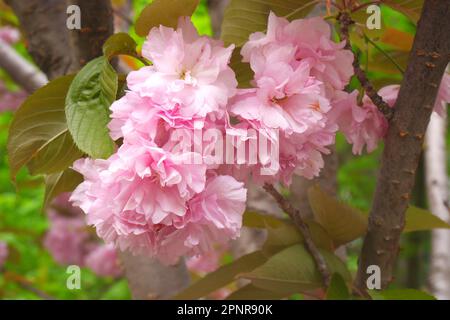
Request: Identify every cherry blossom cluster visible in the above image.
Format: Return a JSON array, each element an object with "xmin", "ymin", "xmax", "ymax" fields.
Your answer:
[
  {"xmin": 70, "ymin": 18, "xmax": 246, "ymax": 265},
  {"xmin": 227, "ymin": 13, "xmax": 354, "ymax": 184},
  {"xmin": 69, "ymin": 13, "xmax": 449, "ymax": 266}
]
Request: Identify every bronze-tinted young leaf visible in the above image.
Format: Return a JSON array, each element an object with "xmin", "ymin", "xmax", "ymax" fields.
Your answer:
[
  {"xmin": 326, "ymin": 273, "xmax": 350, "ymax": 300},
  {"xmin": 43, "ymin": 168, "xmax": 83, "ymax": 208},
  {"xmin": 243, "ymin": 210, "xmax": 286, "ymax": 229},
  {"xmin": 308, "ymin": 185, "xmax": 368, "ymax": 247},
  {"xmin": 263, "ymin": 218, "xmax": 334, "ymax": 254},
  {"xmin": 173, "ymin": 251, "xmax": 268, "ymax": 300},
  {"xmin": 221, "ymin": 0, "xmax": 317, "ymax": 47},
  {"xmin": 381, "ymin": 28, "xmax": 414, "ymax": 51},
  {"xmin": 226, "ymin": 284, "xmax": 288, "ymax": 300},
  {"xmin": 103, "ymin": 32, "xmax": 138, "ymax": 59},
  {"xmin": 244, "ymin": 210, "xmax": 333, "ymax": 251},
  {"xmin": 65, "ymin": 57, "xmax": 117, "ymax": 159},
  {"xmin": 135, "ymin": 0, "xmax": 200, "ymax": 37},
  {"xmin": 241, "ymin": 244, "xmax": 351, "ymax": 295},
  {"xmin": 404, "ymin": 206, "xmax": 450, "ymax": 233},
  {"xmin": 229, "ymin": 48, "xmax": 253, "ymax": 88},
  {"xmin": 7, "ymin": 75, "xmax": 83, "ymax": 178}
]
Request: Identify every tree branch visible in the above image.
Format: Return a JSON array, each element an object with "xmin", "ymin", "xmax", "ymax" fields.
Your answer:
[
  {"xmin": 337, "ymin": 11, "xmax": 394, "ymax": 120},
  {"xmin": 354, "ymin": 0, "xmax": 450, "ymax": 291},
  {"xmin": 263, "ymin": 183, "xmax": 331, "ymax": 287},
  {"xmin": 0, "ymin": 39, "xmax": 48, "ymax": 93}
]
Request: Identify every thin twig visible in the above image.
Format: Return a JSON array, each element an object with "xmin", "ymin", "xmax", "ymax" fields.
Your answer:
[
  {"xmin": 337, "ymin": 11, "xmax": 394, "ymax": 120},
  {"xmin": 263, "ymin": 183, "xmax": 331, "ymax": 287}
]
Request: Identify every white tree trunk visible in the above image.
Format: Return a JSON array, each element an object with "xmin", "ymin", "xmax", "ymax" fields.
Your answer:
[
  {"xmin": 0, "ymin": 39, "xmax": 47, "ymax": 93},
  {"xmin": 426, "ymin": 112, "xmax": 450, "ymax": 300},
  {"xmin": 120, "ymin": 251, "xmax": 190, "ymax": 300}
]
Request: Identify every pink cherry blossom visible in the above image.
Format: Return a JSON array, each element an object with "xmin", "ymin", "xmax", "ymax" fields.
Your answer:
[
  {"xmin": 44, "ymin": 211, "xmax": 90, "ymax": 266},
  {"xmin": 241, "ymin": 12, "xmax": 354, "ymax": 92},
  {"xmin": 124, "ymin": 17, "xmax": 237, "ymax": 130},
  {"xmin": 377, "ymin": 73, "xmax": 449, "ymax": 117},
  {"xmin": 84, "ymin": 244, "xmax": 123, "ymax": 278},
  {"xmin": 0, "ymin": 241, "xmax": 8, "ymax": 269},
  {"xmin": 70, "ymin": 134, "xmax": 246, "ymax": 265},
  {"xmin": 227, "ymin": 12, "xmax": 347, "ymax": 183},
  {"xmin": 331, "ymin": 90, "xmax": 388, "ymax": 155},
  {"xmin": 0, "ymin": 81, "xmax": 26, "ymax": 112},
  {"xmin": 0, "ymin": 26, "xmax": 20, "ymax": 44},
  {"xmin": 155, "ymin": 175, "xmax": 246, "ymax": 265}
]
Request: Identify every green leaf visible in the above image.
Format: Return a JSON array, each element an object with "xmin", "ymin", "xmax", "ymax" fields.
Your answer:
[
  {"xmin": 372, "ymin": 288, "xmax": 436, "ymax": 300},
  {"xmin": 404, "ymin": 206, "xmax": 450, "ymax": 233},
  {"xmin": 7, "ymin": 75, "xmax": 83, "ymax": 178},
  {"xmin": 65, "ymin": 57, "xmax": 117, "ymax": 159},
  {"xmin": 103, "ymin": 33, "xmax": 138, "ymax": 59},
  {"xmin": 226, "ymin": 284, "xmax": 288, "ymax": 300},
  {"xmin": 135, "ymin": 0, "xmax": 200, "ymax": 37},
  {"xmin": 326, "ymin": 273, "xmax": 350, "ymax": 300},
  {"xmin": 221, "ymin": 0, "xmax": 317, "ymax": 47},
  {"xmin": 173, "ymin": 251, "xmax": 268, "ymax": 300},
  {"xmin": 308, "ymin": 185, "xmax": 368, "ymax": 247},
  {"xmin": 241, "ymin": 244, "xmax": 351, "ymax": 296},
  {"xmin": 382, "ymin": 1, "xmax": 423, "ymax": 24},
  {"xmin": 43, "ymin": 168, "xmax": 83, "ymax": 208}
]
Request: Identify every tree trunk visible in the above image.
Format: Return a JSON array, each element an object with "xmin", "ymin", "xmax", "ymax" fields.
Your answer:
[
  {"xmin": 119, "ymin": 252, "xmax": 190, "ymax": 300},
  {"xmin": 426, "ymin": 112, "xmax": 450, "ymax": 299},
  {"xmin": 355, "ymin": 0, "xmax": 450, "ymax": 291}
]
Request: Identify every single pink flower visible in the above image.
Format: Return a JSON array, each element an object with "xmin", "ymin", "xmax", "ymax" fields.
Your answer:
[
  {"xmin": 125, "ymin": 17, "xmax": 237, "ymax": 129},
  {"xmin": 0, "ymin": 81, "xmax": 26, "ymax": 112},
  {"xmin": 241, "ymin": 12, "xmax": 354, "ymax": 92},
  {"xmin": 44, "ymin": 212, "xmax": 90, "ymax": 266},
  {"xmin": 0, "ymin": 26, "xmax": 20, "ymax": 44}
]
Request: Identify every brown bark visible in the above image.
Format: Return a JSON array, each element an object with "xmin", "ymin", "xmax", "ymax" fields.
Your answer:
[
  {"xmin": 6, "ymin": 0, "xmax": 113, "ymax": 78},
  {"xmin": 68, "ymin": 0, "xmax": 114, "ymax": 67},
  {"xmin": 355, "ymin": 0, "xmax": 450, "ymax": 291},
  {"xmin": 6, "ymin": 0, "xmax": 75, "ymax": 79}
]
